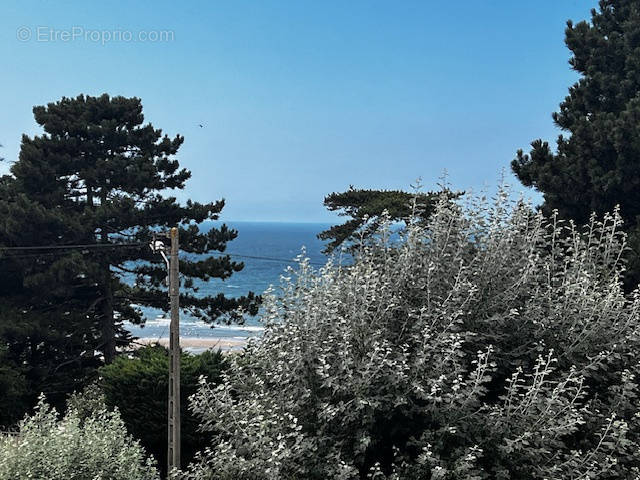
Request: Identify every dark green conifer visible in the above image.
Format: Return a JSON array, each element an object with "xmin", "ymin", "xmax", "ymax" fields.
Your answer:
[
  {"xmin": 318, "ymin": 186, "xmax": 460, "ymax": 253},
  {"xmin": 0, "ymin": 94, "xmax": 257, "ymax": 421},
  {"xmin": 512, "ymin": 0, "xmax": 640, "ymax": 288}
]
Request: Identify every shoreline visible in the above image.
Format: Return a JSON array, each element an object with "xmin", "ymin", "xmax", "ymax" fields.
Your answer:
[{"xmin": 133, "ymin": 337, "xmax": 249, "ymax": 352}]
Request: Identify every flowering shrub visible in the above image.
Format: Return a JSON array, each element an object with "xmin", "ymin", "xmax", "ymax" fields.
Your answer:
[
  {"xmin": 183, "ymin": 187, "xmax": 640, "ymax": 479},
  {"xmin": 0, "ymin": 388, "xmax": 159, "ymax": 480}
]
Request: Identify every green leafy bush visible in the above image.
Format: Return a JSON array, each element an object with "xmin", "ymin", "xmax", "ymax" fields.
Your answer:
[
  {"xmin": 100, "ymin": 345, "xmax": 227, "ymax": 475},
  {"xmin": 0, "ymin": 388, "xmax": 159, "ymax": 480},
  {"xmin": 183, "ymin": 187, "xmax": 640, "ymax": 479}
]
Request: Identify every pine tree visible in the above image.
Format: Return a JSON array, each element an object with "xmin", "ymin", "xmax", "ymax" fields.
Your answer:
[
  {"xmin": 512, "ymin": 0, "xmax": 640, "ymax": 288},
  {"xmin": 0, "ymin": 172, "xmax": 104, "ymax": 422},
  {"xmin": 0, "ymin": 94, "xmax": 258, "ymax": 378},
  {"xmin": 318, "ymin": 186, "xmax": 460, "ymax": 253}
]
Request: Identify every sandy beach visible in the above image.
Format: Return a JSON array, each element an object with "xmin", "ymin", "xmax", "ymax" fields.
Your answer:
[{"xmin": 133, "ymin": 337, "xmax": 249, "ymax": 352}]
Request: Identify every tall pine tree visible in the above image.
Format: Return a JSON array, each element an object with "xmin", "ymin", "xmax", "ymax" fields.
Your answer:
[
  {"xmin": 0, "ymin": 94, "xmax": 258, "ymax": 379},
  {"xmin": 512, "ymin": 0, "xmax": 640, "ymax": 288}
]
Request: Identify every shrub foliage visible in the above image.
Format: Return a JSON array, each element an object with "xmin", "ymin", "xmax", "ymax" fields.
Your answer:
[
  {"xmin": 0, "ymin": 388, "xmax": 159, "ymax": 480},
  {"xmin": 100, "ymin": 345, "xmax": 227, "ymax": 475},
  {"xmin": 183, "ymin": 187, "xmax": 640, "ymax": 479}
]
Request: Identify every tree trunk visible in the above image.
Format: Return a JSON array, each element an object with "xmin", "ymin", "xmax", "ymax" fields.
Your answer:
[
  {"xmin": 99, "ymin": 189, "xmax": 116, "ymax": 364},
  {"xmin": 101, "ymin": 268, "xmax": 116, "ymax": 364}
]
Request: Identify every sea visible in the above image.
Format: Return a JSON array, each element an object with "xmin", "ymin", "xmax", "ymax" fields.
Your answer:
[{"xmin": 124, "ymin": 221, "xmax": 333, "ymax": 343}]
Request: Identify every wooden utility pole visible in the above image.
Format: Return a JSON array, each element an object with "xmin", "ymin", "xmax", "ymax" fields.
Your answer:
[
  {"xmin": 168, "ymin": 227, "xmax": 181, "ymax": 473},
  {"xmin": 150, "ymin": 228, "xmax": 181, "ymax": 474}
]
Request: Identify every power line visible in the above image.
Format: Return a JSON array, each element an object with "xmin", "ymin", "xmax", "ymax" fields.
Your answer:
[
  {"xmin": 206, "ymin": 252, "xmax": 326, "ymax": 266},
  {"xmin": 0, "ymin": 242, "xmax": 328, "ymax": 266},
  {"xmin": 0, "ymin": 242, "xmax": 144, "ymax": 251},
  {"xmin": 0, "ymin": 251, "xmax": 85, "ymax": 261}
]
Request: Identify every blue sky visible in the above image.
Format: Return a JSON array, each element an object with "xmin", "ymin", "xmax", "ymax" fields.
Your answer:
[{"xmin": 1, "ymin": 0, "xmax": 595, "ymax": 222}]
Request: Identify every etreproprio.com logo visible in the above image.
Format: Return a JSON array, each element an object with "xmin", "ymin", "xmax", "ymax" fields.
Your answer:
[{"xmin": 16, "ymin": 26, "xmax": 174, "ymax": 45}]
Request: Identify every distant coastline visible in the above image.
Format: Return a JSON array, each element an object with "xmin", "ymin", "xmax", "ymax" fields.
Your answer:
[
  {"xmin": 124, "ymin": 220, "xmax": 332, "ymax": 346},
  {"xmin": 134, "ymin": 336, "xmax": 248, "ymax": 353}
]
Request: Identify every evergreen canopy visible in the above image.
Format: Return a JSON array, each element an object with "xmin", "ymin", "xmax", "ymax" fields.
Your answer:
[
  {"xmin": 318, "ymin": 186, "xmax": 460, "ymax": 253},
  {"xmin": 0, "ymin": 94, "xmax": 257, "ymax": 422},
  {"xmin": 511, "ymin": 0, "xmax": 640, "ymax": 286}
]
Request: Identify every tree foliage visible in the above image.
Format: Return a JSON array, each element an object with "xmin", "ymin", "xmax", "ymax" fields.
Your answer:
[
  {"xmin": 100, "ymin": 345, "xmax": 227, "ymax": 476},
  {"xmin": 0, "ymin": 344, "xmax": 28, "ymax": 427},
  {"xmin": 0, "ymin": 387, "xmax": 159, "ymax": 480},
  {"xmin": 318, "ymin": 186, "xmax": 460, "ymax": 253},
  {"xmin": 512, "ymin": 0, "xmax": 640, "ymax": 289},
  {"xmin": 0, "ymin": 94, "xmax": 258, "ymax": 424},
  {"xmin": 183, "ymin": 186, "xmax": 640, "ymax": 479}
]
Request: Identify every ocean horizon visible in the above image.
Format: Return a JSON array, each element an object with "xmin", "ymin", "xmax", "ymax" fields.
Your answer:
[{"xmin": 124, "ymin": 220, "xmax": 333, "ymax": 343}]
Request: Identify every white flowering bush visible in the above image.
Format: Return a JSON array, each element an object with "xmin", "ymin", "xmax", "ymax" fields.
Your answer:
[
  {"xmin": 183, "ymin": 186, "xmax": 640, "ymax": 479},
  {"xmin": 0, "ymin": 388, "xmax": 159, "ymax": 480}
]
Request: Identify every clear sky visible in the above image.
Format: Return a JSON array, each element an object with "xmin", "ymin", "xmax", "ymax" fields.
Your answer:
[{"xmin": 1, "ymin": 0, "xmax": 596, "ymax": 222}]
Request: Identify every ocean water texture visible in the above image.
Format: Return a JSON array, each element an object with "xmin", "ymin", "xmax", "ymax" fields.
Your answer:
[{"xmin": 124, "ymin": 221, "xmax": 332, "ymax": 341}]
